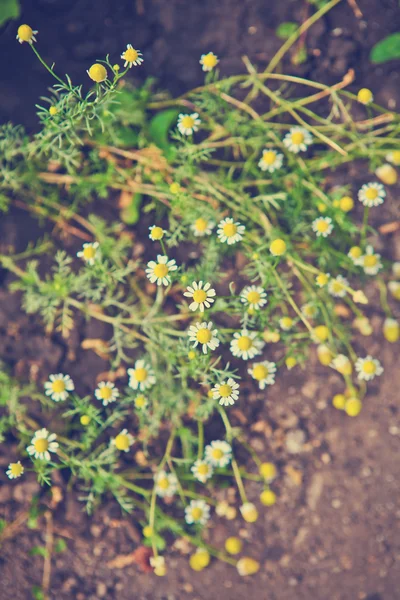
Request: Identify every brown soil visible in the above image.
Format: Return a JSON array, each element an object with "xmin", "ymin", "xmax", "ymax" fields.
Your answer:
[{"xmin": 1, "ymin": 1, "xmax": 400, "ymax": 599}]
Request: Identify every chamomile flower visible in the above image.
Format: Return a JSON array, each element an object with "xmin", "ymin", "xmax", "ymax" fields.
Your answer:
[
  {"xmin": 185, "ymin": 499, "xmax": 210, "ymax": 526},
  {"xmin": 230, "ymin": 330, "xmax": 264, "ymax": 360},
  {"xmin": 149, "ymin": 225, "xmax": 166, "ymax": 241},
  {"xmin": 358, "ymin": 245, "xmax": 382, "ymax": 275},
  {"xmin": 154, "ymin": 470, "xmax": 178, "ymax": 498},
  {"xmin": 95, "ymin": 381, "xmax": 119, "ymax": 406},
  {"xmin": 16, "ymin": 25, "xmax": 38, "ymax": 44},
  {"xmin": 146, "ymin": 255, "xmax": 177, "ymax": 286},
  {"xmin": 217, "ymin": 217, "xmax": 245, "ymax": 245},
  {"xmin": 184, "ymin": 281, "xmax": 216, "ymax": 312},
  {"xmin": 177, "ymin": 113, "xmax": 201, "ymax": 136},
  {"xmin": 191, "ymin": 459, "xmax": 214, "ymax": 484},
  {"xmin": 87, "ymin": 63, "xmax": 108, "ymax": 83},
  {"xmin": 301, "ymin": 303, "xmax": 318, "ymax": 319},
  {"xmin": 205, "ymin": 440, "xmax": 232, "ymax": 467},
  {"xmin": 27, "ymin": 429, "xmax": 59, "ymax": 461},
  {"xmin": 316, "ymin": 272, "xmax": 330, "ymax": 287},
  {"xmin": 240, "ymin": 285, "xmax": 267, "ymax": 310},
  {"xmin": 248, "ymin": 361, "xmax": 277, "ymax": 389},
  {"xmin": 331, "ymin": 354, "xmax": 352, "ymax": 375},
  {"xmin": 258, "ymin": 149, "xmax": 284, "ymax": 173},
  {"xmin": 6, "ymin": 462, "xmax": 24, "ymax": 480},
  {"xmin": 376, "ymin": 163, "xmax": 397, "ymax": 185},
  {"xmin": 312, "ymin": 217, "xmax": 333, "ymax": 238},
  {"xmin": 283, "ymin": 127, "xmax": 312, "ymax": 153},
  {"xmin": 200, "ymin": 52, "xmax": 219, "ymax": 71},
  {"xmin": 134, "ymin": 394, "xmax": 148, "ymax": 410},
  {"xmin": 188, "ymin": 322, "xmax": 220, "ymax": 354},
  {"xmin": 279, "ymin": 317, "xmax": 293, "ymax": 331},
  {"xmin": 386, "ymin": 150, "xmax": 400, "ymax": 166},
  {"xmin": 355, "ymin": 356, "xmax": 383, "ymax": 381},
  {"xmin": 191, "ymin": 217, "xmax": 215, "ymax": 237},
  {"xmin": 358, "ymin": 182, "xmax": 386, "ymax": 207},
  {"xmin": 77, "ymin": 242, "xmax": 99, "ymax": 265},
  {"xmin": 128, "ymin": 359, "xmax": 156, "ymax": 391},
  {"xmin": 348, "ymin": 246, "xmax": 363, "ymax": 264},
  {"xmin": 328, "ymin": 275, "xmax": 349, "ymax": 298},
  {"xmin": 44, "ymin": 373, "xmax": 74, "ymax": 402},
  {"xmin": 120, "ymin": 44, "xmax": 143, "ymax": 68},
  {"xmin": 211, "ymin": 378, "xmax": 240, "ymax": 406},
  {"xmin": 357, "ymin": 88, "xmax": 373, "ymax": 105},
  {"xmin": 112, "ymin": 429, "xmax": 134, "ymax": 452}
]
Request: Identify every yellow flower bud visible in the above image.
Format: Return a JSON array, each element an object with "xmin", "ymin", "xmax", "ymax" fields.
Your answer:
[
  {"xmin": 188, "ymin": 350, "xmax": 196, "ymax": 360},
  {"xmin": 252, "ymin": 252, "xmax": 259, "ymax": 260},
  {"xmin": 49, "ymin": 106, "xmax": 58, "ymax": 116},
  {"xmin": 225, "ymin": 506, "xmax": 237, "ymax": 520},
  {"xmin": 357, "ymin": 88, "xmax": 373, "ymax": 105},
  {"xmin": 17, "ymin": 24, "xmax": 36, "ymax": 43},
  {"xmin": 280, "ymin": 317, "xmax": 293, "ymax": 331},
  {"xmin": 215, "ymin": 501, "xmax": 229, "ymax": 517},
  {"xmin": 333, "ymin": 355, "xmax": 352, "ymax": 375},
  {"xmin": 143, "ymin": 525, "xmax": 153, "ymax": 537},
  {"xmin": 240, "ymin": 502, "xmax": 258, "ymax": 523},
  {"xmin": 386, "ymin": 150, "xmax": 400, "ymax": 166},
  {"xmin": 88, "ymin": 63, "xmax": 108, "ymax": 83},
  {"xmin": 189, "ymin": 549, "xmax": 210, "ymax": 570},
  {"xmin": 376, "ymin": 164, "xmax": 398, "ymax": 185},
  {"xmin": 383, "ymin": 318, "xmax": 399, "ymax": 343},
  {"xmin": 317, "ymin": 344, "xmax": 333, "ymax": 366},
  {"xmin": 345, "ymin": 397, "xmax": 362, "ymax": 417},
  {"xmin": 317, "ymin": 202, "xmax": 327, "ymax": 213},
  {"xmin": 332, "ymin": 394, "xmax": 346, "ymax": 410},
  {"xmin": 237, "ymin": 557, "xmax": 260, "ymax": 576},
  {"xmin": 339, "ymin": 196, "xmax": 354, "ymax": 212},
  {"xmin": 285, "ymin": 357, "xmax": 297, "ymax": 370},
  {"xmin": 259, "ymin": 462, "xmax": 277, "ymax": 481},
  {"xmin": 316, "ymin": 272, "xmax": 329, "ymax": 287},
  {"xmin": 353, "ymin": 291, "xmax": 368, "ymax": 305},
  {"xmin": 262, "ymin": 329, "xmax": 280, "ymax": 343},
  {"xmin": 313, "ymin": 325, "xmax": 329, "ymax": 342},
  {"xmin": 80, "ymin": 415, "xmax": 91, "ymax": 426},
  {"xmin": 269, "ymin": 238, "xmax": 286, "ymax": 256},
  {"xmin": 260, "ymin": 489, "xmax": 277, "ymax": 506},
  {"xmin": 388, "ymin": 281, "xmax": 400, "ymax": 301},
  {"xmin": 169, "ymin": 182, "xmax": 181, "ymax": 194},
  {"xmin": 225, "ymin": 537, "xmax": 243, "ymax": 555},
  {"xmin": 349, "ymin": 246, "xmax": 362, "ymax": 260}
]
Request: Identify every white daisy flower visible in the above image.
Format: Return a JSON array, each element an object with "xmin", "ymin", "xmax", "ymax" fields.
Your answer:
[
  {"xmin": 185, "ymin": 499, "xmax": 210, "ymax": 526},
  {"xmin": 95, "ymin": 381, "xmax": 119, "ymax": 406},
  {"xmin": 127, "ymin": 359, "xmax": 156, "ymax": 391},
  {"xmin": 205, "ymin": 440, "xmax": 232, "ymax": 468},
  {"xmin": 217, "ymin": 217, "xmax": 245, "ymax": 245},
  {"xmin": 211, "ymin": 377, "xmax": 240, "ymax": 406},
  {"xmin": 312, "ymin": 217, "xmax": 334, "ymax": 238},
  {"xmin": 146, "ymin": 255, "xmax": 177, "ymax": 286},
  {"xmin": 358, "ymin": 245, "xmax": 382, "ymax": 275},
  {"xmin": 301, "ymin": 303, "xmax": 318, "ymax": 319},
  {"xmin": 6, "ymin": 461, "xmax": 24, "ymax": 480},
  {"xmin": 240, "ymin": 285, "xmax": 267, "ymax": 310},
  {"xmin": 112, "ymin": 429, "xmax": 134, "ymax": 452},
  {"xmin": 191, "ymin": 459, "xmax": 214, "ymax": 483},
  {"xmin": 328, "ymin": 275, "xmax": 349, "ymax": 298},
  {"xmin": 77, "ymin": 242, "xmax": 99, "ymax": 265},
  {"xmin": 184, "ymin": 281, "xmax": 216, "ymax": 312},
  {"xmin": 149, "ymin": 225, "xmax": 165, "ymax": 241},
  {"xmin": 199, "ymin": 52, "xmax": 219, "ymax": 72},
  {"xmin": 355, "ymin": 356, "xmax": 383, "ymax": 381},
  {"xmin": 283, "ymin": 127, "xmax": 312, "ymax": 153},
  {"xmin": 177, "ymin": 113, "xmax": 201, "ymax": 136},
  {"xmin": 248, "ymin": 361, "xmax": 277, "ymax": 389},
  {"xmin": 134, "ymin": 394, "xmax": 148, "ymax": 410},
  {"xmin": 27, "ymin": 429, "xmax": 59, "ymax": 461},
  {"xmin": 358, "ymin": 182, "xmax": 386, "ymax": 207},
  {"xmin": 230, "ymin": 330, "xmax": 264, "ymax": 360},
  {"xmin": 188, "ymin": 321, "xmax": 220, "ymax": 354},
  {"xmin": 16, "ymin": 25, "xmax": 38, "ymax": 44},
  {"xmin": 154, "ymin": 470, "xmax": 178, "ymax": 498},
  {"xmin": 120, "ymin": 44, "xmax": 143, "ymax": 68},
  {"xmin": 44, "ymin": 373, "xmax": 74, "ymax": 402},
  {"xmin": 258, "ymin": 149, "xmax": 284, "ymax": 173},
  {"xmin": 190, "ymin": 217, "xmax": 215, "ymax": 237}
]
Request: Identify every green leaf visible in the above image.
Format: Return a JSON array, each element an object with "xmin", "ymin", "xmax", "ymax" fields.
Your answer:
[
  {"xmin": 31, "ymin": 586, "xmax": 45, "ymax": 600},
  {"xmin": 370, "ymin": 33, "xmax": 400, "ymax": 63},
  {"xmin": 148, "ymin": 109, "xmax": 180, "ymax": 160},
  {"xmin": 121, "ymin": 193, "xmax": 143, "ymax": 225},
  {"xmin": 276, "ymin": 22, "xmax": 298, "ymax": 40},
  {"xmin": 29, "ymin": 545, "xmax": 47, "ymax": 557},
  {"xmin": 54, "ymin": 538, "xmax": 67, "ymax": 553},
  {"xmin": 0, "ymin": 0, "xmax": 20, "ymax": 27}
]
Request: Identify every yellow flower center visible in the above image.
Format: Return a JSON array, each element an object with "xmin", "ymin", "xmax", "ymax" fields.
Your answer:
[
  {"xmin": 281, "ymin": 318, "xmax": 292, "ymax": 329},
  {"xmin": 247, "ymin": 291, "xmax": 261, "ymax": 304},
  {"xmin": 262, "ymin": 151, "xmax": 277, "ymax": 165},
  {"xmin": 212, "ymin": 448, "xmax": 224, "ymax": 460},
  {"xmin": 192, "ymin": 289, "xmax": 207, "ymax": 303},
  {"xmin": 83, "ymin": 246, "xmax": 96, "ymax": 260},
  {"xmin": 124, "ymin": 47, "xmax": 139, "ymax": 62},
  {"xmin": 222, "ymin": 223, "xmax": 237, "ymax": 237},
  {"xmin": 291, "ymin": 132, "xmax": 304, "ymax": 145},
  {"xmin": 203, "ymin": 53, "xmax": 218, "ymax": 68},
  {"xmin": 191, "ymin": 507, "xmax": 203, "ymax": 520},
  {"xmin": 196, "ymin": 328, "xmax": 212, "ymax": 344},
  {"xmin": 158, "ymin": 477, "xmax": 169, "ymax": 490},
  {"xmin": 150, "ymin": 227, "xmax": 164, "ymax": 240},
  {"xmin": 349, "ymin": 246, "xmax": 362, "ymax": 259},
  {"xmin": 332, "ymin": 282, "xmax": 344, "ymax": 293},
  {"xmin": 237, "ymin": 336, "xmax": 252, "ymax": 351},
  {"xmin": 317, "ymin": 273, "xmax": 328, "ymax": 286},
  {"xmin": 317, "ymin": 221, "xmax": 329, "ymax": 232},
  {"xmin": 252, "ymin": 365, "xmax": 268, "ymax": 380},
  {"xmin": 115, "ymin": 434, "xmax": 130, "ymax": 451},
  {"xmin": 364, "ymin": 255, "xmax": 377, "ymax": 267},
  {"xmin": 10, "ymin": 463, "xmax": 23, "ymax": 476},
  {"xmin": 88, "ymin": 64, "xmax": 107, "ymax": 83},
  {"xmin": 18, "ymin": 25, "xmax": 34, "ymax": 42},
  {"xmin": 34, "ymin": 439, "xmax": 49, "ymax": 453},
  {"xmin": 170, "ymin": 182, "xmax": 181, "ymax": 194},
  {"xmin": 49, "ymin": 106, "xmax": 58, "ymax": 116},
  {"xmin": 218, "ymin": 384, "xmax": 232, "ymax": 397},
  {"xmin": 362, "ymin": 360, "xmax": 376, "ymax": 374},
  {"xmin": 365, "ymin": 187, "xmax": 378, "ymax": 200},
  {"xmin": 153, "ymin": 263, "xmax": 169, "ymax": 278},
  {"xmin": 270, "ymin": 239, "xmax": 286, "ymax": 256},
  {"xmin": 134, "ymin": 368, "xmax": 148, "ymax": 382},
  {"xmin": 99, "ymin": 386, "xmax": 112, "ymax": 400},
  {"xmin": 195, "ymin": 218, "xmax": 208, "ymax": 232},
  {"xmin": 197, "ymin": 464, "xmax": 209, "ymax": 475},
  {"xmin": 135, "ymin": 395, "xmax": 146, "ymax": 408},
  {"xmin": 181, "ymin": 116, "xmax": 195, "ymax": 129},
  {"xmin": 391, "ymin": 151, "xmax": 400, "ymax": 165},
  {"xmin": 52, "ymin": 380, "xmax": 66, "ymax": 394}
]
